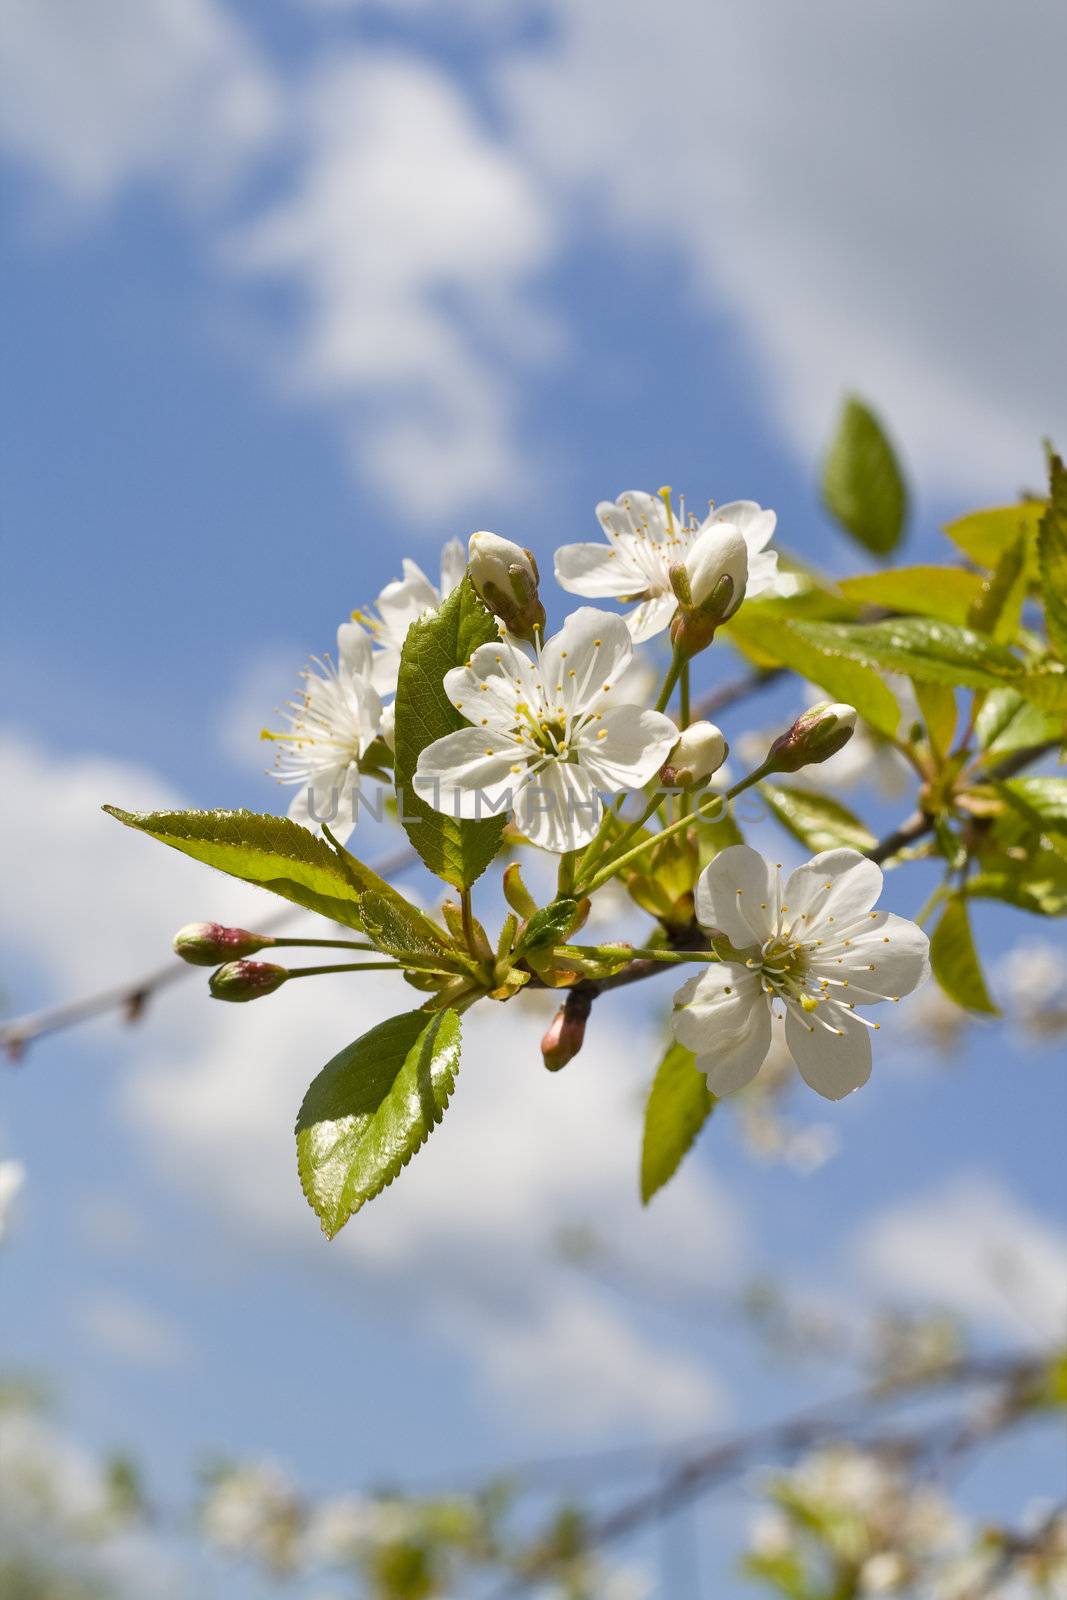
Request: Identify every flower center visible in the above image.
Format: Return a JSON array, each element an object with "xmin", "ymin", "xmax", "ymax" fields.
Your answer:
[{"xmin": 754, "ymin": 934, "xmax": 810, "ymax": 1003}]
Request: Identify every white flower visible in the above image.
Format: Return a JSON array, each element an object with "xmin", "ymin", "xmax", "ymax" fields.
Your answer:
[
  {"xmin": 672, "ymin": 845, "xmax": 929, "ymax": 1100},
  {"xmin": 354, "ymin": 538, "xmax": 467, "ymax": 694},
  {"xmin": 412, "ymin": 607, "xmax": 678, "ymax": 852},
  {"xmin": 555, "ymin": 489, "xmax": 778, "ymax": 641},
  {"xmin": 266, "ymin": 623, "xmax": 382, "ymax": 838}
]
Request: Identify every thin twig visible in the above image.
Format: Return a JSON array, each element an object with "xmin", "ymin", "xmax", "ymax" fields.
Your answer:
[{"xmin": 1, "ymin": 845, "xmax": 418, "ymax": 1061}]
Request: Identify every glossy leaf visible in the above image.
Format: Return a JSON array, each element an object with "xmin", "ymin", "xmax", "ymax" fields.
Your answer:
[
  {"xmin": 297, "ymin": 1009, "xmax": 462, "ymax": 1237},
  {"xmin": 105, "ymin": 806, "xmax": 380, "ymax": 931},
  {"xmin": 727, "ymin": 612, "xmax": 900, "ymax": 738},
  {"xmin": 943, "ymin": 501, "xmax": 1044, "ymax": 568},
  {"xmin": 640, "ymin": 1042, "xmax": 715, "ymax": 1205},
  {"xmin": 967, "ymin": 538, "xmax": 1028, "ymax": 644},
  {"xmin": 997, "ymin": 778, "xmax": 1067, "ymax": 834},
  {"xmin": 975, "ymin": 688, "xmax": 1062, "ymax": 756},
  {"xmin": 967, "ymin": 845, "xmax": 1067, "ymax": 917},
  {"xmin": 792, "ymin": 618, "xmax": 1022, "ymax": 692},
  {"xmin": 759, "ymin": 783, "xmax": 876, "ymax": 854},
  {"xmin": 929, "ymin": 896, "xmax": 999, "ymax": 1015},
  {"xmin": 821, "ymin": 396, "xmax": 908, "ymax": 554},
  {"xmin": 838, "ymin": 566, "xmax": 983, "ymax": 625},
  {"xmin": 517, "ymin": 899, "xmax": 581, "ymax": 954},
  {"xmin": 393, "ymin": 576, "xmax": 506, "ymax": 888}
]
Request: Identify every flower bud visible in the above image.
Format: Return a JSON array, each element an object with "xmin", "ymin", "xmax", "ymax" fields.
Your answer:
[
  {"xmin": 660, "ymin": 721, "xmax": 729, "ymax": 788},
  {"xmin": 174, "ymin": 923, "xmax": 275, "ymax": 966},
  {"xmin": 208, "ymin": 960, "xmax": 289, "ymax": 1002},
  {"xmin": 680, "ymin": 523, "xmax": 748, "ymax": 615},
  {"xmin": 468, "ymin": 531, "xmax": 546, "ymax": 642},
  {"xmin": 766, "ymin": 702, "xmax": 858, "ymax": 772},
  {"xmin": 540, "ymin": 1001, "xmax": 588, "ymax": 1072},
  {"xmin": 667, "ymin": 524, "xmax": 748, "ymax": 659}
]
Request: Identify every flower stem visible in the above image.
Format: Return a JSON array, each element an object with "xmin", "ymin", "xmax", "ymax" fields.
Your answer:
[
  {"xmin": 271, "ymin": 936, "xmax": 381, "ymax": 952},
  {"xmin": 557, "ymin": 849, "xmax": 578, "ymax": 898},
  {"xmin": 654, "ymin": 651, "xmax": 683, "ymax": 714},
  {"xmin": 573, "ymin": 793, "xmax": 662, "ymax": 897},
  {"xmin": 287, "ymin": 961, "xmax": 403, "ymax": 978},
  {"xmin": 678, "ymin": 659, "xmax": 691, "ymax": 729},
  {"xmin": 583, "ymin": 763, "xmax": 772, "ymax": 894}
]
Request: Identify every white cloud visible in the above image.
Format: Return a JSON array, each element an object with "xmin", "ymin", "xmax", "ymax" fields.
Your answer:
[
  {"xmin": 1, "ymin": 729, "xmax": 735, "ymax": 1435},
  {"xmin": 502, "ymin": 0, "xmax": 1067, "ymax": 499},
  {"xmin": 0, "ymin": 0, "xmax": 278, "ymax": 206},
  {"xmin": 78, "ymin": 1290, "xmax": 189, "ymax": 1369},
  {"xmin": 227, "ymin": 51, "xmax": 557, "ymax": 517},
  {"xmin": 854, "ymin": 1175, "xmax": 1067, "ymax": 1342}
]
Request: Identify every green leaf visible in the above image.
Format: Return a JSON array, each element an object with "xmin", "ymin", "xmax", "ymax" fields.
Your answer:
[
  {"xmin": 296, "ymin": 1009, "xmax": 462, "ymax": 1237},
  {"xmin": 1018, "ymin": 663, "xmax": 1067, "ymax": 712},
  {"xmin": 104, "ymin": 806, "xmax": 380, "ymax": 931},
  {"xmin": 516, "ymin": 899, "xmax": 580, "ymax": 954},
  {"xmin": 912, "ymin": 679, "xmax": 957, "ymax": 759},
  {"xmin": 967, "ymin": 845, "xmax": 1067, "ymax": 917},
  {"xmin": 792, "ymin": 618, "xmax": 1022, "ymax": 692},
  {"xmin": 726, "ymin": 612, "xmax": 900, "ymax": 738},
  {"xmin": 357, "ymin": 890, "xmax": 452, "ymax": 961},
  {"xmin": 393, "ymin": 576, "xmax": 506, "ymax": 889},
  {"xmin": 821, "ymin": 395, "xmax": 909, "ymax": 554},
  {"xmin": 975, "ymin": 688, "xmax": 1062, "ymax": 756},
  {"xmin": 759, "ymin": 783, "xmax": 876, "ymax": 854},
  {"xmin": 640, "ymin": 1042, "xmax": 715, "ymax": 1205},
  {"xmin": 943, "ymin": 501, "xmax": 1044, "ymax": 568},
  {"xmin": 967, "ymin": 538, "xmax": 1027, "ymax": 644},
  {"xmin": 1039, "ymin": 455, "xmax": 1067, "ymax": 663},
  {"xmin": 838, "ymin": 566, "xmax": 983, "ymax": 625},
  {"xmin": 997, "ymin": 778, "xmax": 1067, "ymax": 834},
  {"xmin": 929, "ymin": 896, "xmax": 999, "ymax": 1015}
]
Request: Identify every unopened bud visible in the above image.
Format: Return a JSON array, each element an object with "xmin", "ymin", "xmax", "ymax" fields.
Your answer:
[
  {"xmin": 667, "ymin": 524, "xmax": 748, "ymax": 658},
  {"xmin": 660, "ymin": 721, "xmax": 729, "ymax": 788},
  {"xmin": 681, "ymin": 523, "xmax": 748, "ymax": 615},
  {"xmin": 174, "ymin": 923, "xmax": 275, "ymax": 966},
  {"xmin": 540, "ymin": 1001, "xmax": 588, "ymax": 1072},
  {"xmin": 766, "ymin": 702, "xmax": 858, "ymax": 772},
  {"xmin": 208, "ymin": 960, "xmax": 289, "ymax": 1002},
  {"xmin": 468, "ymin": 531, "xmax": 546, "ymax": 642}
]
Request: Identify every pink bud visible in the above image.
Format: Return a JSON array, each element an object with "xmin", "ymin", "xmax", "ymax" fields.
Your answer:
[
  {"xmin": 208, "ymin": 960, "xmax": 288, "ymax": 1002},
  {"xmin": 173, "ymin": 923, "xmax": 275, "ymax": 967}
]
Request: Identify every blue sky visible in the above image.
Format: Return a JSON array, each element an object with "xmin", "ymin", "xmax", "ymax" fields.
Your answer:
[{"xmin": 1, "ymin": 2, "xmax": 1065, "ymax": 1594}]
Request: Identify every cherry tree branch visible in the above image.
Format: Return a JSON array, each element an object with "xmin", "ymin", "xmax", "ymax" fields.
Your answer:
[{"xmin": 1, "ymin": 845, "xmax": 418, "ymax": 1061}]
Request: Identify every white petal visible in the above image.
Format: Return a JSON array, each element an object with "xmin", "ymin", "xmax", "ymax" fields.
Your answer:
[
  {"xmin": 575, "ymin": 706, "xmax": 678, "ymax": 790},
  {"xmin": 816, "ymin": 913, "xmax": 930, "ymax": 1001},
  {"xmin": 746, "ymin": 548, "xmax": 780, "ymax": 600},
  {"xmin": 624, "ymin": 593, "xmax": 678, "ymax": 642},
  {"xmin": 785, "ymin": 849, "xmax": 884, "ymax": 936},
  {"xmin": 412, "ymin": 728, "xmax": 526, "ymax": 820},
  {"xmin": 712, "ymin": 500, "xmax": 777, "ymax": 555},
  {"xmin": 443, "ymin": 636, "xmax": 542, "ymax": 732},
  {"xmin": 439, "ymin": 537, "xmax": 468, "ymax": 596},
  {"xmin": 337, "ymin": 622, "xmax": 373, "ymax": 677},
  {"xmin": 287, "ymin": 769, "xmax": 357, "ymax": 842},
  {"xmin": 694, "ymin": 844, "xmax": 777, "ymax": 950},
  {"xmin": 697, "ymin": 1002, "xmax": 773, "ymax": 1096},
  {"xmin": 370, "ymin": 643, "xmax": 402, "ymax": 696},
  {"xmin": 671, "ymin": 965, "xmax": 772, "ymax": 1093},
  {"xmin": 671, "ymin": 961, "xmax": 762, "ymax": 1045},
  {"xmin": 786, "ymin": 1008, "xmax": 872, "ymax": 1099},
  {"xmin": 596, "ymin": 490, "xmax": 669, "ymax": 544},
  {"xmin": 539, "ymin": 608, "xmax": 633, "ymax": 715},
  {"xmin": 554, "ymin": 542, "xmax": 646, "ymax": 599},
  {"xmin": 516, "ymin": 761, "xmax": 602, "ymax": 851}
]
